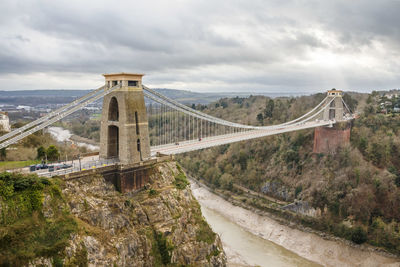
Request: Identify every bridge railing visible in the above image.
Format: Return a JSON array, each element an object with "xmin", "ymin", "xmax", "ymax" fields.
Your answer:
[
  {"xmin": 41, "ymin": 157, "xmax": 119, "ymax": 178},
  {"xmin": 0, "ymin": 84, "xmax": 122, "ymax": 150}
]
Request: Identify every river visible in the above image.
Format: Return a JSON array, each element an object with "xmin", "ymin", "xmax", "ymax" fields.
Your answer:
[
  {"xmin": 47, "ymin": 126, "xmax": 99, "ymax": 151},
  {"xmin": 191, "ymin": 181, "xmax": 400, "ymax": 267},
  {"xmin": 201, "ymin": 205, "xmax": 320, "ymax": 267}
]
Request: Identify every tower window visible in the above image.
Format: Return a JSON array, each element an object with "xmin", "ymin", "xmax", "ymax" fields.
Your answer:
[
  {"xmin": 128, "ymin": 80, "xmax": 138, "ymax": 87},
  {"xmin": 135, "ymin": 111, "xmax": 140, "ymax": 135}
]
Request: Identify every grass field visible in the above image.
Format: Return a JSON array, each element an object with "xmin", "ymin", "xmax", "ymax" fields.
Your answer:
[{"xmin": 0, "ymin": 160, "xmax": 40, "ymax": 171}]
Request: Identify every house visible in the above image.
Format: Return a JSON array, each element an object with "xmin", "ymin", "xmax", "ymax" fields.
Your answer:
[
  {"xmin": 385, "ymin": 91, "xmax": 399, "ymax": 99},
  {"xmin": 0, "ymin": 112, "xmax": 11, "ymax": 132}
]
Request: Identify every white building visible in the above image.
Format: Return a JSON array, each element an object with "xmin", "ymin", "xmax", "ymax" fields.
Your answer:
[{"xmin": 0, "ymin": 112, "xmax": 11, "ymax": 132}]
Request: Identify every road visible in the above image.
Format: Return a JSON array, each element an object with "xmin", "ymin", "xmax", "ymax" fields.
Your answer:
[{"xmin": 25, "ymin": 155, "xmax": 118, "ymax": 177}]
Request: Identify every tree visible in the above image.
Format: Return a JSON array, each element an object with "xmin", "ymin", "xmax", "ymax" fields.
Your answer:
[
  {"xmin": 256, "ymin": 113, "xmax": 263, "ymax": 123},
  {"xmin": 36, "ymin": 146, "xmax": 46, "ymax": 160},
  {"xmin": 0, "ymin": 148, "xmax": 6, "ymax": 161},
  {"xmin": 358, "ymin": 137, "xmax": 368, "ymax": 153},
  {"xmin": 343, "ymin": 93, "xmax": 358, "ymax": 112},
  {"xmin": 364, "ymin": 105, "xmax": 375, "ymax": 115},
  {"xmin": 366, "ymin": 95, "xmax": 373, "ymax": 104},
  {"xmin": 238, "ymin": 151, "xmax": 247, "ymax": 170},
  {"xmin": 46, "ymin": 145, "xmax": 60, "ymax": 161},
  {"xmin": 220, "ymin": 173, "xmax": 233, "ymax": 190},
  {"xmin": 351, "ymin": 226, "xmax": 368, "ymax": 244},
  {"xmin": 264, "ymin": 99, "xmax": 274, "ymax": 118},
  {"xmin": 220, "ymin": 100, "xmax": 228, "ymax": 108}
]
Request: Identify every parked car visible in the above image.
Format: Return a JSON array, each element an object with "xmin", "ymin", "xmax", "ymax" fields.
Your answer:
[
  {"xmin": 48, "ymin": 164, "xmax": 63, "ymax": 172},
  {"xmin": 40, "ymin": 164, "xmax": 49, "ymax": 169},
  {"xmin": 36, "ymin": 164, "xmax": 49, "ymax": 170},
  {"xmin": 54, "ymin": 164, "xmax": 63, "ymax": 171},
  {"xmin": 61, "ymin": 163, "xmax": 73, "ymax": 169},
  {"xmin": 30, "ymin": 164, "xmax": 48, "ymax": 171}
]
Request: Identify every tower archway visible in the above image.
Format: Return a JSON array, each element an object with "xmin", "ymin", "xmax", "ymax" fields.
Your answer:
[
  {"xmin": 329, "ymin": 100, "xmax": 336, "ymax": 120},
  {"xmin": 107, "ymin": 125, "xmax": 119, "ymax": 158},
  {"xmin": 108, "ymin": 97, "xmax": 119, "ymax": 121}
]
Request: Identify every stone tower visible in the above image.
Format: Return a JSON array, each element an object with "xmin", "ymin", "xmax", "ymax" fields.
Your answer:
[
  {"xmin": 321, "ymin": 89, "xmax": 344, "ymax": 121},
  {"xmin": 100, "ymin": 73, "xmax": 151, "ymax": 164},
  {"xmin": 313, "ymin": 89, "xmax": 350, "ymax": 154}
]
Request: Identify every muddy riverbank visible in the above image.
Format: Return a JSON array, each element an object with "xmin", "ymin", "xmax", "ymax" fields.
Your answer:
[
  {"xmin": 201, "ymin": 205, "xmax": 320, "ymax": 266},
  {"xmin": 190, "ymin": 181, "xmax": 400, "ymax": 267}
]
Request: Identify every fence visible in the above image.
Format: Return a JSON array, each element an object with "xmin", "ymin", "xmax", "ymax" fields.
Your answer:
[{"xmin": 41, "ymin": 157, "xmax": 119, "ymax": 178}]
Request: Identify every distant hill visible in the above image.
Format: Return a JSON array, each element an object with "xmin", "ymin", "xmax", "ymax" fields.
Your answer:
[
  {"xmin": 0, "ymin": 90, "xmax": 91, "ymax": 98},
  {"xmin": 155, "ymin": 89, "xmax": 309, "ymax": 104},
  {"xmin": 0, "ymin": 90, "xmax": 92, "ymax": 106},
  {"xmin": 0, "ymin": 88, "xmax": 310, "ymax": 106}
]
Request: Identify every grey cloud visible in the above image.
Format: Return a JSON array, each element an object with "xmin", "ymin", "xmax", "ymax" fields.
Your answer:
[{"xmin": 0, "ymin": 0, "xmax": 399, "ymax": 92}]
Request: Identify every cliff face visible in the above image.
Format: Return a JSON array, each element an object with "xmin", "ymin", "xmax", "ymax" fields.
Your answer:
[
  {"xmin": 61, "ymin": 161, "xmax": 226, "ymax": 266},
  {"xmin": 0, "ymin": 161, "xmax": 226, "ymax": 266}
]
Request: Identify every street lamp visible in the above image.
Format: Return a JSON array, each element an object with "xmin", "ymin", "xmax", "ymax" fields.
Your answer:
[{"xmin": 78, "ymin": 154, "xmax": 82, "ymax": 171}]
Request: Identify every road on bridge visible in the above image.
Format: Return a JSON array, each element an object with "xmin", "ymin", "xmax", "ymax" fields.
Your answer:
[{"xmin": 151, "ymin": 120, "xmax": 332, "ymax": 155}]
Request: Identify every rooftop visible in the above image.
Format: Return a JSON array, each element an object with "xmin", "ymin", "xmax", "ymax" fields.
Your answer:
[
  {"xmin": 103, "ymin": 73, "xmax": 145, "ymax": 78},
  {"xmin": 328, "ymin": 89, "xmax": 343, "ymax": 93}
]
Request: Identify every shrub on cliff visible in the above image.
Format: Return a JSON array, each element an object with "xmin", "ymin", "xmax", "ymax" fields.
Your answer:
[
  {"xmin": 351, "ymin": 226, "xmax": 368, "ymax": 244},
  {"xmin": 0, "ymin": 172, "xmax": 77, "ymax": 265},
  {"xmin": 174, "ymin": 170, "xmax": 189, "ymax": 190},
  {"xmin": 153, "ymin": 231, "xmax": 173, "ymax": 265},
  {"xmin": 190, "ymin": 200, "xmax": 216, "ymax": 244}
]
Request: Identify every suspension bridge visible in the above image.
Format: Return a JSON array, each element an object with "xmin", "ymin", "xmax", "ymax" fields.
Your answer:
[{"xmin": 0, "ymin": 73, "xmax": 353, "ymax": 168}]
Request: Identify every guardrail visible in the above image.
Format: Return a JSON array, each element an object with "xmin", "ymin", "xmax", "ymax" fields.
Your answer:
[
  {"xmin": 41, "ymin": 157, "xmax": 119, "ymax": 178},
  {"xmin": 40, "ymin": 154, "xmax": 175, "ymax": 178}
]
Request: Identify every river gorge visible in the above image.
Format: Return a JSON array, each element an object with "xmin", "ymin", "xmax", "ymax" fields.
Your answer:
[
  {"xmin": 191, "ymin": 181, "xmax": 400, "ymax": 267},
  {"xmin": 46, "ymin": 126, "xmax": 400, "ymax": 266}
]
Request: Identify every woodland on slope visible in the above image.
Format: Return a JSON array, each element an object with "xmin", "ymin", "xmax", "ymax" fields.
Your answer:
[
  {"xmin": 177, "ymin": 91, "xmax": 400, "ymax": 254},
  {"xmin": 13, "ymin": 89, "xmax": 400, "ymax": 254}
]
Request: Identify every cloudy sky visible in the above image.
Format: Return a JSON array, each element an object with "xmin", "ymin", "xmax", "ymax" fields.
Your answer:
[{"xmin": 0, "ymin": 0, "xmax": 399, "ymax": 93}]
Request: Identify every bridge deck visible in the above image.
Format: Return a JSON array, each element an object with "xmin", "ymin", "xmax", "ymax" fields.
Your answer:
[
  {"xmin": 23, "ymin": 120, "xmax": 332, "ymax": 178},
  {"xmin": 151, "ymin": 120, "xmax": 332, "ymax": 155}
]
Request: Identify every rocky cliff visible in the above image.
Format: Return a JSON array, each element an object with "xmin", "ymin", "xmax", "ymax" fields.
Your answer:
[{"xmin": 0, "ymin": 161, "xmax": 226, "ymax": 266}]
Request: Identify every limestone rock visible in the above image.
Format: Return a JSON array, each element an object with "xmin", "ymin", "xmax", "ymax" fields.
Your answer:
[{"xmin": 36, "ymin": 161, "xmax": 227, "ymax": 266}]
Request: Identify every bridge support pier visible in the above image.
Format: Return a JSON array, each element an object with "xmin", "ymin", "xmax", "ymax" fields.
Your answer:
[
  {"xmin": 102, "ymin": 164, "xmax": 153, "ymax": 193},
  {"xmin": 313, "ymin": 122, "xmax": 351, "ymax": 154},
  {"xmin": 61, "ymin": 156, "xmax": 175, "ymax": 193}
]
